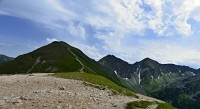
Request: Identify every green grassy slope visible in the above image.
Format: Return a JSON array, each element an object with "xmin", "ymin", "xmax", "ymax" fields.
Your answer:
[
  {"xmin": 126, "ymin": 101, "xmax": 176, "ymax": 109},
  {"xmin": 54, "ymin": 72, "xmax": 176, "ymax": 109},
  {"xmin": 0, "ymin": 41, "xmax": 131, "ymax": 91},
  {"xmin": 0, "ymin": 41, "xmax": 111, "ymax": 74},
  {"xmin": 0, "ymin": 41, "xmax": 82, "ymax": 73}
]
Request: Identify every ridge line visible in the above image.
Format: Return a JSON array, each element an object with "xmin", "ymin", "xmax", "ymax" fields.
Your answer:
[{"xmin": 68, "ymin": 47, "xmax": 84, "ymax": 72}]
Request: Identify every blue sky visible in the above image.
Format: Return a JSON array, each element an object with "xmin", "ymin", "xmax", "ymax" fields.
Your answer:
[{"xmin": 1, "ymin": 0, "xmax": 200, "ymax": 68}]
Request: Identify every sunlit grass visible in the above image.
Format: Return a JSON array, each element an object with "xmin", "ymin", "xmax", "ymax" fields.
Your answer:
[{"xmin": 126, "ymin": 101, "xmax": 176, "ymax": 109}]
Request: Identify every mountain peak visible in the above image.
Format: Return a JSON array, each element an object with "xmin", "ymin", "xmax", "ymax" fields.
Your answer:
[
  {"xmin": 0, "ymin": 41, "xmax": 111, "ymax": 76},
  {"xmin": 0, "ymin": 54, "xmax": 14, "ymax": 63},
  {"xmin": 104, "ymin": 55, "xmax": 117, "ymax": 59},
  {"xmin": 0, "ymin": 54, "xmax": 9, "ymax": 56},
  {"xmin": 141, "ymin": 57, "xmax": 158, "ymax": 63},
  {"xmin": 136, "ymin": 57, "xmax": 159, "ymax": 68},
  {"xmin": 100, "ymin": 55, "xmax": 130, "ymax": 64},
  {"xmin": 50, "ymin": 41, "xmax": 69, "ymax": 46}
]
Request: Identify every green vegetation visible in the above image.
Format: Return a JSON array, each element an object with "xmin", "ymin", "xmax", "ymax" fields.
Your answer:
[
  {"xmin": 178, "ymin": 93, "xmax": 189, "ymax": 104},
  {"xmin": 0, "ymin": 41, "xmax": 111, "ymax": 75},
  {"xmin": 126, "ymin": 101, "xmax": 176, "ymax": 109},
  {"xmin": 0, "ymin": 41, "xmax": 194, "ymax": 109},
  {"xmin": 157, "ymin": 102, "xmax": 177, "ymax": 109},
  {"xmin": 177, "ymin": 93, "xmax": 190, "ymax": 108},
  {"xmin": 0, "ymin": 41, "xmax": 81, "ymax": 73},
  {"xmin": 53, "ymin": 72, "xmax": 137, "ymax": 97},
  {"xmin": 0, "ymin": 41, "xmax": 137, "ymax": 99},
  {"xmin": 0, "ymin": 41, "xmax": 123, "ymax": 91},
  {"xmin": 126, "ymin": 101, "xmax": 154, "ymax": 109}
]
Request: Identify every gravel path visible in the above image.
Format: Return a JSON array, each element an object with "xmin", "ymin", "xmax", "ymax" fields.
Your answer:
[{"xmin": 0, "ymin": 73, "xmax": 161, "ymax": 109}]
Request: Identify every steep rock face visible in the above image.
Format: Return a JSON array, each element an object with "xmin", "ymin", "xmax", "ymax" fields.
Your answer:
[{"xmin": 0, "ymin": 54, "xmax": 13, "ymax": 63}]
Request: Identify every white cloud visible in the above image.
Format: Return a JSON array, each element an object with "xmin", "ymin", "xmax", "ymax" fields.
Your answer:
[
  {"xmin": 138, "ymin": 41, "xmax": 200, "ymax": 65},
  {"xmin": 67, "ymin": 22, "xmax": 86, "ymax": 40},
  {"xmin": 105, "ymin": 39, "xmax": 200, "ymax": 68},
  {"xmin": 0, "ymin": 42, "xmax": 13, "ymax": 46},
  {"xmin": 46, "ymin": 38, "xmax": 58, "ymax": 43},
  {"xmin": 191, "ymin": 7, "xmax": 200, "ymax": 22},
  {"xmin": 71, "ymin": 42, "xmax": 105, "ymax": 60},
  {"xmin": 0, "ymin": 10, "xmax": 10, "ymax": 15},
  {"xmin": 1, "ymin": 0, "xmax": 200, "ymax": 67},
  {"xmin": 143, "ymin": 0, "xmax": 163, "ymax": 32},
  {"xmin": 0, "ymin": 0, "xmax": 75, "ymax": 28},
  {"xmin": 1, "ymin": 0, "xmax": 200, "ymax": 36},
  {"xmin": 166, "ymin": 0, "xmax": 200, "ymax": 36}
]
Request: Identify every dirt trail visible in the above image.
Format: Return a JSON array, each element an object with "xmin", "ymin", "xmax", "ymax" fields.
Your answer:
[
  {"xmin": 68, "ymin": 48, "xmax": 84, "ymax": 72},
  {"xmin": 0, "ymin": 73, "xmax": 161, "ymax": 109}
]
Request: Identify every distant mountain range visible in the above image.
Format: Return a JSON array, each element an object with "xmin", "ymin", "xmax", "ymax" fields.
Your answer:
[
  {"xmin": 99, "ymin": 55, "xmax": 200, "ymax": 109},
  {"xmin": 0, "ymin": 41, "xmax": 200, "ymax": 108},
  {"xmin": 99, "ymin": 55, "xmax": 196, "ymax": 91},
  {"xmin": 0, "ymin": 54, "xmax": 13, "ymax": 63}
]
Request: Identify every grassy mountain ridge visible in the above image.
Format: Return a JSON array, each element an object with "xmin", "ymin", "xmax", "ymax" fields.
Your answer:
[
  {"xmin": 0, "ymin": 41, "xmax": 81, "ymax": 73},
  {"xmin": 0, "ymin": 42, "xmax": 109, "ymax": 75},
  {"xmin": 0, "ymin": 41, "xmax": 129, "ymax": 90}
]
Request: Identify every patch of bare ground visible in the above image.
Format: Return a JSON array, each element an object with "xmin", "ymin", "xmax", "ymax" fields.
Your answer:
[{"xmin": 0, "ymin": 73, "xmax": 161, "ymax": 109}]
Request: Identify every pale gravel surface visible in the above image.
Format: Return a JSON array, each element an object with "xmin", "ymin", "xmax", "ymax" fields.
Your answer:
[{"xmin": 0, "ymin": 73, "xmax": 161, "ymax": 109}]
